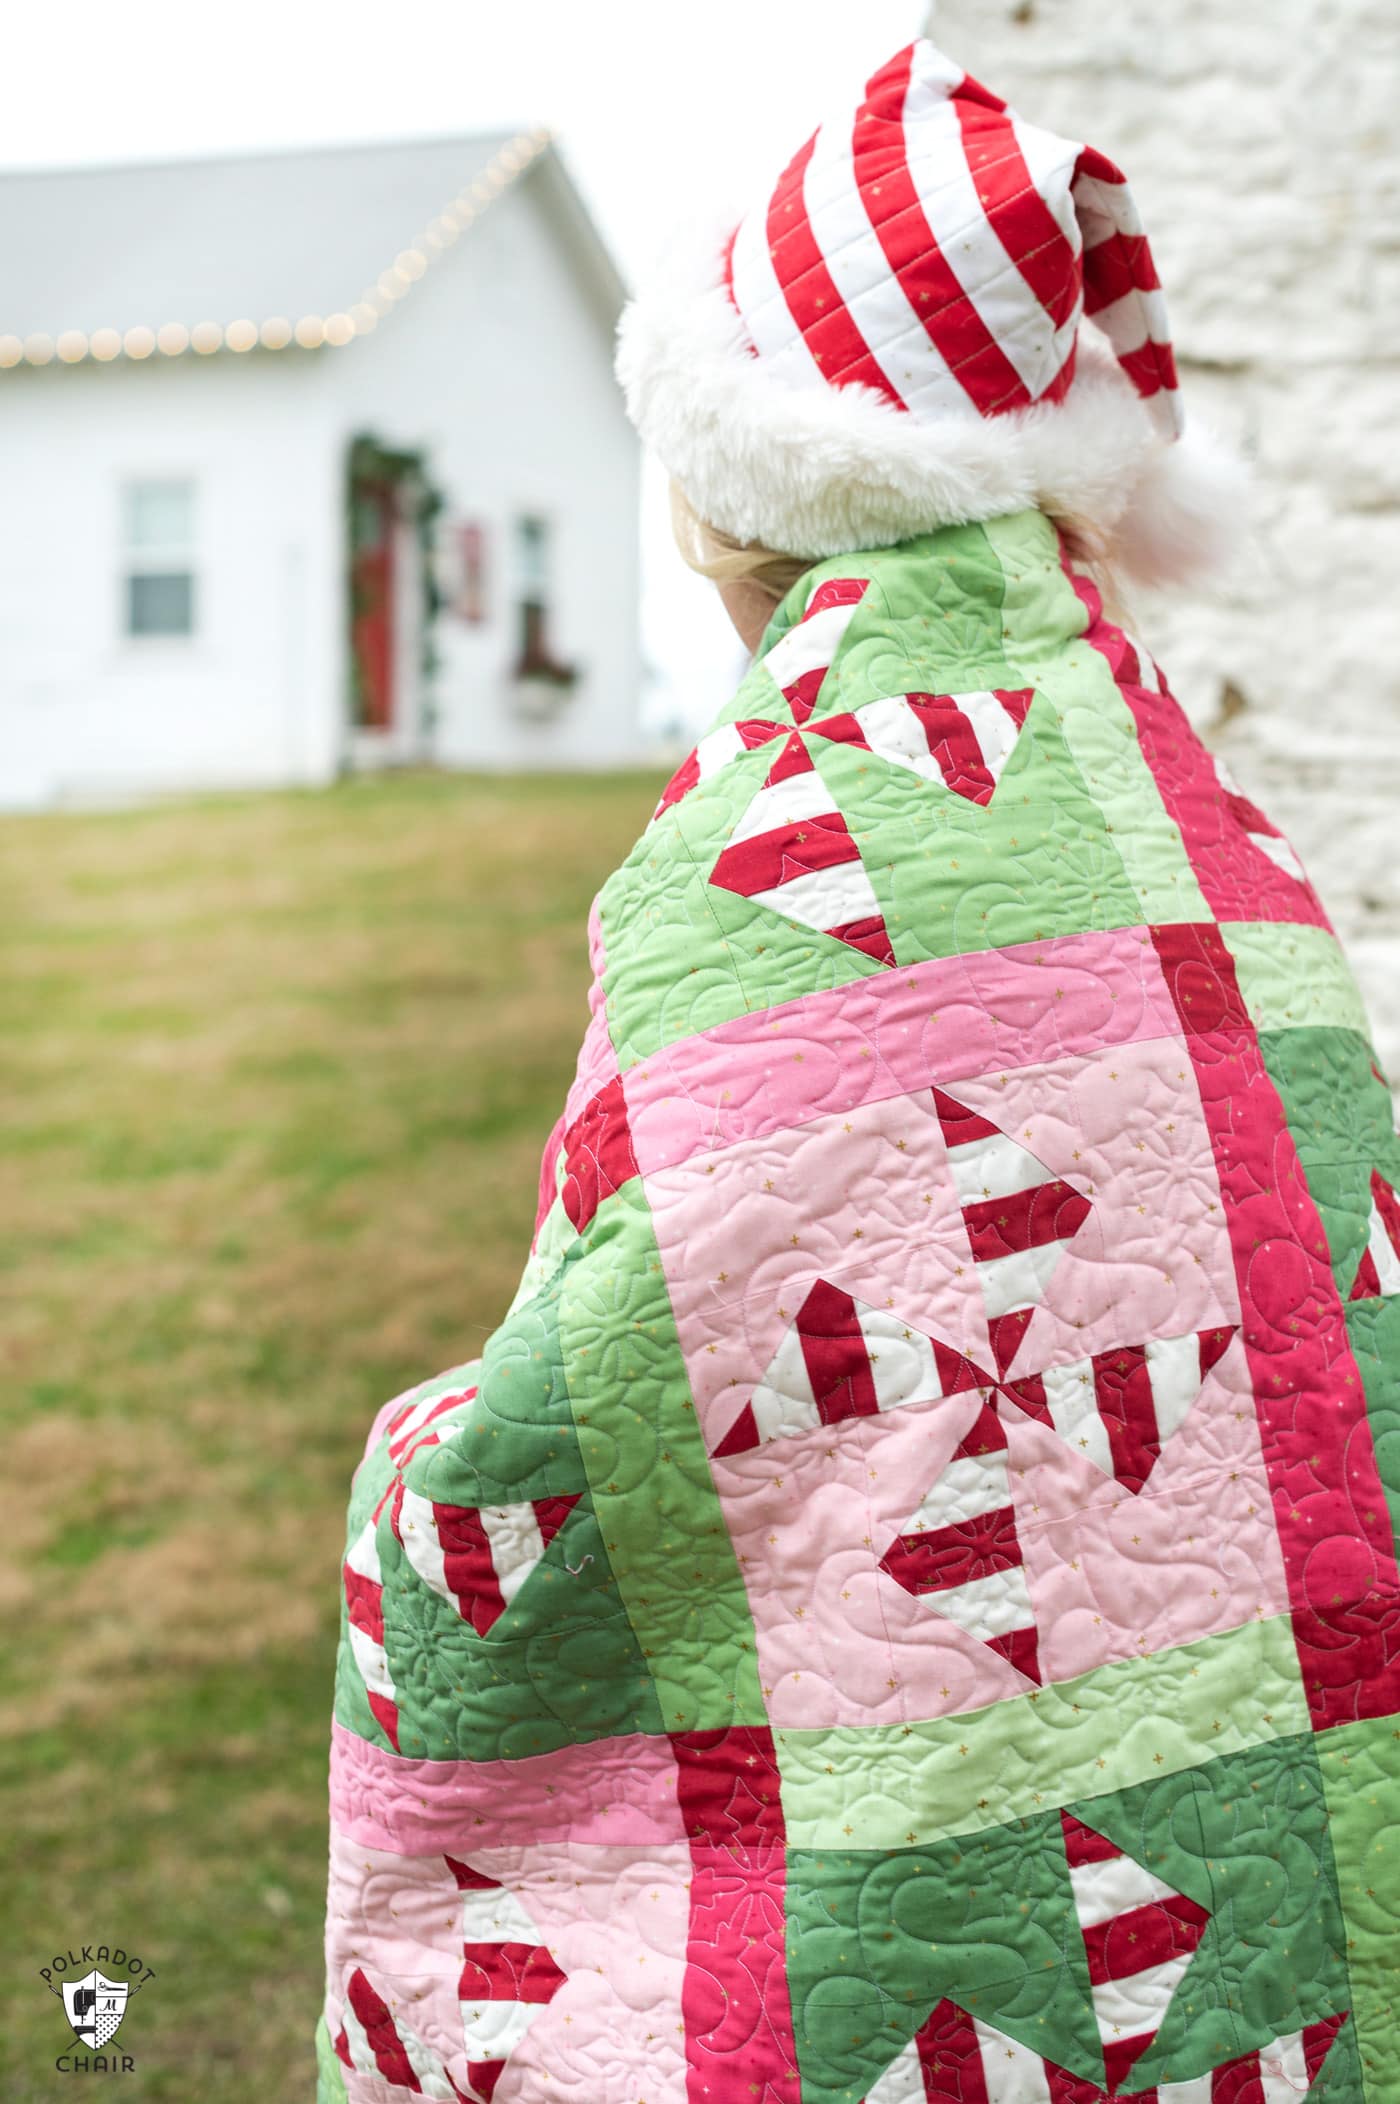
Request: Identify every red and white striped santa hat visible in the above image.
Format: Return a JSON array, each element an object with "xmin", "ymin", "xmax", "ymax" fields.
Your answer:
[{"xmin": 617, "ymin": 39, "xmax": 1242, "ymax": 582}]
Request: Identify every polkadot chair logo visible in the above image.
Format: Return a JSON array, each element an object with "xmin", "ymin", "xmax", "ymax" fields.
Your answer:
[{"xmin": 39, "ymin": 1946, "xmax": 155, "ymax": 2075}]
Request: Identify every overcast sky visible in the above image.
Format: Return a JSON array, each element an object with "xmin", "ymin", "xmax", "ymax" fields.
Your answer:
[{"xmin": 2, "ymin": 0, "xmax": 929, "ymax": 732}]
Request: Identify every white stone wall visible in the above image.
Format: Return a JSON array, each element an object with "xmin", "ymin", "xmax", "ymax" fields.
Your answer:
[{"xmin": 927, "ymin": 0, "xmax": 1400, "ymax": 1070}]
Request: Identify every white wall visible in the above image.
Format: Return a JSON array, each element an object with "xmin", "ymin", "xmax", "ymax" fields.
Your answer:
[
  {"xmin": 0, "ymin": 350, "xmax": 343, "ymax": 807},
  {"xmin": 326, "ymin": 167, "xmax": 642, "ymax": 772}
]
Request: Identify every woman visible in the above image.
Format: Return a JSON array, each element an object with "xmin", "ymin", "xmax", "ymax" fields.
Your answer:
[{"xmin": 319, "ymin": 39, "xmax": 1395, "ymax": 2103}]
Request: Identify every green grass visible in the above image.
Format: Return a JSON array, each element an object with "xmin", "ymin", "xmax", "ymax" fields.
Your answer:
[{"xmin": 0, "ymin": 769, "xmax": 657, "ymax": 2100}]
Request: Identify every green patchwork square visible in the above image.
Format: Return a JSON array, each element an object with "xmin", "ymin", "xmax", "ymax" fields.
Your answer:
[
  {"xmin": 749, "ymin": 521, "xmax": 1012, "ymax": 716},
  {"xmin": 785, "ymin": 1813, "xmax": 1102, "ymax": 2104},
  {"xmin": 333, "ymin": 1254, "xmax": 663, "ymax": 1760},
  {"xmin": 1066, "ymin": 1731, "xmax": 1350, "ymax": 2088},
  {"xmin": 598, "ymin": 517, "xmax": 1165, "ymax": 1065},
  {"xmin": 560, "ymin": 1178, "xmax": 765, "ymax": 1730},
  {"xmin": 598, "ymin": 746, "xmax": 887, "ymax": 1070},
  {"xmin": 817, "ymin": 694, "xmax": 1142, "ymax": 967},
  {"xmin": 784, "ymin": 1728, "xmax": 1351, "ymax": 2103}
]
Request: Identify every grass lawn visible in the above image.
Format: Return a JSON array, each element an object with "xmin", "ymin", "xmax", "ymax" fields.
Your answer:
[{"xmin": 0, "ymin": 769, "xmax": 658, "ymax": 2100}]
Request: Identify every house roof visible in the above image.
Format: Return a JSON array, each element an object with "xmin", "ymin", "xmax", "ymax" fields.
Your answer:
[{"xmin": 0, "ymin": 129, "xmax": 626, "ymax": 370}]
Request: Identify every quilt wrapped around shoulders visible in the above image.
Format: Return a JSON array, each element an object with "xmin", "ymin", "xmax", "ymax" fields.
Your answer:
[{"xmin": 318, "ymin": 509, "xmax": 1399, "ymax": 2104}]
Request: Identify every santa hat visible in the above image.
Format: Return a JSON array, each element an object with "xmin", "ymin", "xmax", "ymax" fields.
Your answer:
[{"xmin": 616, "ymin": 39, "xmax": 1245, "ymax": 584}]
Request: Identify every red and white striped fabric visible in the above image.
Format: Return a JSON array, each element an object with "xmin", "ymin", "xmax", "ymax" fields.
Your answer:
[
  {"xmin": 654, "ymin": 575, "xmax": 869, "ymax": 820},
  {"xmin": 709, "ymin": 729, "xmax": 895, "ymax": 964},
  {"xmin": 656, "ymin": 684, "xmax": 1033, "ymax": 823},
  {"xmin": 1349, "ymin": 1168, "xmax": 1400, "ymax": 1302},
  {"xmin": 713, "ymin": 1276, "xmax": 984, "ymax": 1456},
  {"xmin": 385, "ymin": 1384, "xmax": 478, "ymax": 1475},
  {"xmin": 725, "ymin": 39, "xmax": 1180, "ymax": 438},
  {"xmin": 343, "ymin": 1518, "xmax": 401, "ymax": 1750},
  {"xmin": 450, "ymin": 1856, "xmax": 568, "ymax": 2102},
  {"xmin": 653, "ymin": 716, "xmax": 788, "ymax": 819},
  {"xmin": 1152, "ymin": 2016, "xmax": 1348, "ymax": 2104},
  {"xmin": 860, "ymin": 1995, "xmax": 1347, "ymax": 2104},
  {"xmin": 394, "ymin": 1489, "xmax": 581, "ymax": 1638},
  {"xmin": 1061, "ymin": 1811, "xmax": 1210, "ymax": 2093},
  {"xmin": 763, "ymin": 576, "xmax": 871, "ymax": 722},
  {"xmin": 346, "ymin": 1387, "xmax": 486, "ymax": 1740},
  {"xmin": 933, "ymin": 1085, "xmax": 1094, "ymax": 1375},
  {"xmin": 862, "ymin": 1998, "xmax": 1099, "ymax": 2104},
  {"xmin": 1001, "ymin": 1326, "xmax": 1235, "ymax": 1494},
  {"xmin": 1111, "ymin": 628, "xmax": 1166, "ymax": 697},
  {"xmin": 1213, "ymin": 757, "xmax": 1309, "ymax": 886},
  {"xmin": 827, "ymin": 687, "xmax": 1035, "ymax": 806},
  {"xmin": 334, "ymin": 1966, "xmax": 471, "ymax": 2101},
  {"xmin": 879, "ymin": 1399, "xmax": 1042, "ymax": 1685}
]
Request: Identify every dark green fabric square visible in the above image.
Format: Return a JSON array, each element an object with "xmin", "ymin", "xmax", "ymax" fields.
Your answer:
[
  {"xmin": 785, "ymin": 1813, "xmax": 1102, "ymax": 2104},
  {"xmin": 1065, "ymin": 1730, "xmax": 1350, "ymax": 2088}
]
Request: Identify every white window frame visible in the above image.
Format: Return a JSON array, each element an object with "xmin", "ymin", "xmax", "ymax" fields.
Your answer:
[{"xmin": 119, "ymin": 477, "xmax": 200, "ymax": 643}]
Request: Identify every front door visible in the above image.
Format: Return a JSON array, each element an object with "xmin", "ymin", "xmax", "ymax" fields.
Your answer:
[{"xmin": 350, "ymin": 479, "xmax": 397, "ymax": 734}]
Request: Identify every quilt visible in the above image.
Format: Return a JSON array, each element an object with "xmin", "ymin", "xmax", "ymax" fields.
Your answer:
[{"xmin": 317, "ymin": 509, "xmax": 1399, "ymax": 2103}]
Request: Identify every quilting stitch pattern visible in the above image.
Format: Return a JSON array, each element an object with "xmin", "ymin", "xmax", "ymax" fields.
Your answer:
[{"xmin": 318, "ymin": 511, "xmax": 1396, "ymax": 2104}]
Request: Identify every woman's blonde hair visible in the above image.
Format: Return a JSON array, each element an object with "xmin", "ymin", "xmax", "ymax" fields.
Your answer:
[
  {"xmin": 669, "ymin": 482, "xmax": 813, "ymax": 606},
  {"xmin": 672, "ymin": 479, "xmax": 1140, "ymax": 633}
]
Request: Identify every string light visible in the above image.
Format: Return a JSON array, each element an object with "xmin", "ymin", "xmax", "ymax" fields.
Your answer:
[{"xmin": 0, "ymin": 127, "xmax": 552, "ymax": 372}]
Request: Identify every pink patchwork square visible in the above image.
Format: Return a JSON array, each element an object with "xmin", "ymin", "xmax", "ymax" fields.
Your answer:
[{"xmin": 644, "ymin": 1008, "xmax": 1285, "ymax": 1726}]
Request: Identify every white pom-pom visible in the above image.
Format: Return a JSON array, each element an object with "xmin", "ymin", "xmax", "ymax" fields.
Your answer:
[{"xmin": 1110, "ymin": 422, "xmax": 1254, "ymax": 590}]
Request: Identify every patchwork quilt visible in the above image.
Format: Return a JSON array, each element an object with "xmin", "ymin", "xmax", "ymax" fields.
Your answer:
[{"xmin": 318, "ymin": 510, "xmax": 1399, "ymax": 2103}]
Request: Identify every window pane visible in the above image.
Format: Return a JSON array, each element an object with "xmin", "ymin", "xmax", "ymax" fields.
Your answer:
[
  {"xmin": 126, "ymin": 480, "xmax": 194, "ymax": 551},
  {"xmin": 127, "ymin": 571, "xmax": 194, "ymax": 636}
]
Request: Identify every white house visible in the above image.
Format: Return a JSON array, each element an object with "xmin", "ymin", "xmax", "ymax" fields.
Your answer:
[{"xmin": 0, "ymin": 128, "xmax": 642, "ymax": 809}]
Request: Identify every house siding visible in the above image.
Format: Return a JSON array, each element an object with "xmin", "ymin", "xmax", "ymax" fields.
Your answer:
[{"xmin": 0, "ymin": 350, "xmax": 342, "ymax": 806}]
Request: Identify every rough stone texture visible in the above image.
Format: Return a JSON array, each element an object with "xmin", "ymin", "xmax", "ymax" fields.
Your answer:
[{"xmin": 927, "ymin": 0, "xmax": 1400, "ymax": 1074}]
